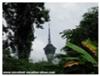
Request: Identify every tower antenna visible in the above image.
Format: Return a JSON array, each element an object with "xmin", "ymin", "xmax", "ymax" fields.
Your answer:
[{"xmin": 48, "ymin": 23, "xmax": 51, "ymax": 44}]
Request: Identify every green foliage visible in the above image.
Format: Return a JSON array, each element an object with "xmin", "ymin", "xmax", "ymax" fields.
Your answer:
[
  {"xmin": 61, "ymin": 7, "xmax": 98, "ymax": 45},
  {"xmin": 3, "ymin": 58, "xmax": 34, "ymax": 71},
  {"xmin": 3, "ymin": 3, "xmax": 49, "ymax": 60},
  {"xmin": 60, "ymin": 7, "xmax": 98, "ymax": 61},
  {"xmin": 59, "ymin": 7, "xmax": 98, "ymax": 74},
  {"xmin": 66, "ymin": 42, "xmax": 97, "ymax": 64},
  {"xmin": 3, "ymin": 57, "xmax": 64, "ymax": 74},
  {"xmin": 55, "ymin": 54, "xmax": 79, "ymax": 64},
  {"xmin": 79, "ymin": 7, "xmax": 98, "ymax": 42}
]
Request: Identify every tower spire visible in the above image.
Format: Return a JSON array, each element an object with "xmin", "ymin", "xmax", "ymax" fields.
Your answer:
[
  {"xmin": 44, "ymin": 23, "xmax": 56, "ymax": 62},
  {"xmin": 48, "ymin": 23, "xmax": 51, "ymax": 44}
]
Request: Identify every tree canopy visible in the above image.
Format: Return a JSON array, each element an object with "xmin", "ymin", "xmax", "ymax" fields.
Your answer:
[
  {"xmin": 3, "ymin": 3, "xmax": 49, "ymax": 60},
  {"xmin": 58, "ymin": 7, "xmax": 98, "ymax": 74},
  {"xmin": 61, "ymin": 7, "xmax": 98, "ymax": 50}
]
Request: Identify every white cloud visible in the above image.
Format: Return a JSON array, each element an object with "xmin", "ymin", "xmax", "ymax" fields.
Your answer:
[{"xmin": 30, "ymin": 3, "xmax": 98, "ymax": 62}]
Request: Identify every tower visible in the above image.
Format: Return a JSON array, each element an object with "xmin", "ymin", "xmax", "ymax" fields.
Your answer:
[{"xmin": 44, "ymin": 24, "xmax": 56, "ymax": 62}]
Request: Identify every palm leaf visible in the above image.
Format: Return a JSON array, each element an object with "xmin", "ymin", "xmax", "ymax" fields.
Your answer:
[
  {"xmin": 81, "ymin": 38, "xmax": 97, "ymax": 54},
  {"xmin": 67, "ymin": 42, "xmax": 97, "ymax": 64}
]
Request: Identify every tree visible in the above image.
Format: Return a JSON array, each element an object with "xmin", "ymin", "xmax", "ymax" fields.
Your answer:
[
  {"xmin": 61, "ymin": 7, "xmax": 98, "ymax": 53},
  {"xmin": 61, "ymin": 7, "xmax": 98, "ymax": 44},
  {"xmin": 59, "ymin": 7, "xmax": 98, "ymax": 74},
  {"xmin": 3, "ymin": 3, "xmax": 49, "ymax": 60},
  {"xmin": 80, "ymin": 7, "xmax": 98, "ymax": 42}
]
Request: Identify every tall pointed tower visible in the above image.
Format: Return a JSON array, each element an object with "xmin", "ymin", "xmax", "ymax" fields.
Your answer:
[{"xmin": 44, "ymin": 24, "xmax": 56, "ymax": 62}]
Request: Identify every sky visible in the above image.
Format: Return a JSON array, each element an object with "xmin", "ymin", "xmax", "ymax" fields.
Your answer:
[{"xmin": 29, "ymin": 3, "xmax": 98, "ymax": 63}]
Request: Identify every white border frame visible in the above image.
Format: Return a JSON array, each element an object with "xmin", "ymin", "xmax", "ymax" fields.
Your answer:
[{"xmin": 0, "ymin": 0, "xmax": 99, "ymax": 76}]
